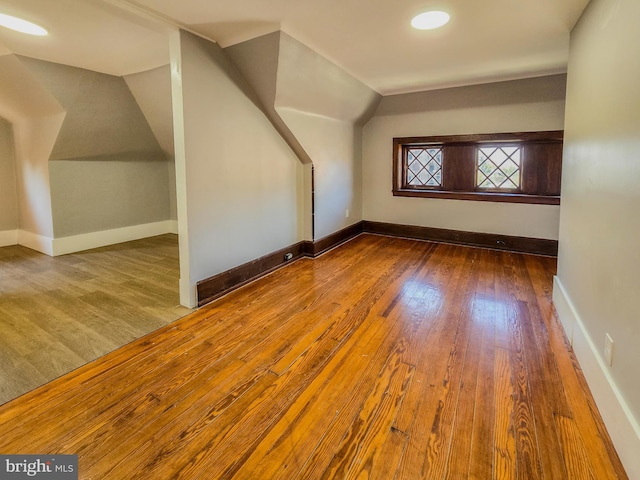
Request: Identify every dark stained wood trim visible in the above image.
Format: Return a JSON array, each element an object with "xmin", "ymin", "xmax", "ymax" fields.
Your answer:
[
  {"xmin": 393, "ymin": 189, "xmax": 560, "ymax": 205},
  {"xmin": 302, "ymin": 240, "xmax": 315, "ymax": 257},
  {"xmin": 392, "ymin": 138, "xmax": 402, "ymax": 200},
  {"xmin": 197, "ymin": 242, "xmax": 307, "ymax": 306},
  {"xmin": 197, "ymin": 223, "xmax": 365, "ymax": 306},
  {"xmin": 310, "ymin": 222, "xmax": 364, "ymax": 257},
  {"xmin": 393, "ymin": 130, "xmax": 563, "ymax": 205},
  {"xmin": 197, "ymin": 218, "xmax": 557, "ymax": 306},
  {"xmin": 395, "ymin": 130, "xmax": 564, "ymax": 145},
  {"xmin": 362, "ymin": 220, "xmax": 558, "ymax": 257}
]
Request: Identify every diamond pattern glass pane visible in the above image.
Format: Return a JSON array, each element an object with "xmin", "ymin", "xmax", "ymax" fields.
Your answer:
[
  {"xmin": 476, "ymin": 146, "xmax": 521, "ymax": 190},
  {"xmin": 406, "ymin": 147, "xmax": 443, "ymax": 188}
]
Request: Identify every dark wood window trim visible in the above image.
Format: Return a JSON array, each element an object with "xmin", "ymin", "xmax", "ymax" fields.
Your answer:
[{"xmin": 393, "ymin": 131, "xmax": 563, "ymax": 205}]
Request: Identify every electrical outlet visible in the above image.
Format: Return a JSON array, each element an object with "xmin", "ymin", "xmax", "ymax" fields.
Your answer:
[
  {"xmin": 604, "ymin": 334, "xmax": 614, "ymax": 366},
  {"xmin": 345, "ymin": 209, "xmax": 349, "ymax": 218}
]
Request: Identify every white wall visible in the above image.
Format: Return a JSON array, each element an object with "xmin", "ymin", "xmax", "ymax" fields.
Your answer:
[
  {"xmin": 226, "ymin": 31, "xmax": 380, "ymax": 240},
  {"xmin": 362, "ymin": 75, "xmax": 567, "ymax": 239},
  {"xmin": 0, "ymin": 55, "xmax": 173, "ymax": 250},
  {"xmin": 0, "ymin": 54, "xmax": 65, "ymax": 251},
  {"xmin": 554, "ymin": 0, "xmax": 640, "ymax": 475},
  {"xmin": 224, "ymin": 32, "xmax": 313, "ymax": 169},
  {"xmin": 273, "ymin": 33, "xmax": 379, "ymax": 239},
  {"xmin": 125, "ymin": 65, "xmax": 178, "ymax": 221},
  {"xmin": 13, "ymin": 114, "xmax": 64, "ymax": 249},
  {"xmin": 0, "ymin": 117, "xmax": 18, "ymax": 235},
  {"xmin": 49, "ymin": 156, "xmax": 170, "ymax": 237},
  {"xmin": 278, "ymin": 108, "xmax": 361, "ymax": 238},
  {"xmin": 12, "ymin": 57, "xmax": 173, "ymax": 242},
  {"xmin": 173, "ymin": 31, "xmax": 302, "ymax": 307}
]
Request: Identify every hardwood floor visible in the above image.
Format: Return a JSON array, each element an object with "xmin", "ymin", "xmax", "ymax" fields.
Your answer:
[
  {"xmin": 0, "ymin": 234, "xmax": 190, "ymax": 405},
  {"xmin": 0, "ymin": 234, "xmax": 627, "ymax": 479}
]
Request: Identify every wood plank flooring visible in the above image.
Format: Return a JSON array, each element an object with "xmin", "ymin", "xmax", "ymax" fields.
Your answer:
[
  {"xmin": 0, "ymin": 234, "xmax": 190, "ymax": 405},
  {"xmin": 0, "ymin": 234, "xmax": 627, "ymax": 479}
]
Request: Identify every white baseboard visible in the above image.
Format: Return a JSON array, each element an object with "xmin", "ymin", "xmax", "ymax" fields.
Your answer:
[
  {"xmin": 552, "ymin": 276, "xmax": 574, "ymax": 345},
  {"xmin": 180, "ymin": 276, "xmax": 197, "ymax": 309},
  {"xmin": 0, "ymin": 230, "xmax": 18, "ymax": 247},
  {"xmin": 52, "ymin": 220, "xmax": 178, "ymax": 256},
  {"xmin": 18, "ymin": 230, "xmax": 54, "ymax": 256},
  {"xmin": 553, "ymin": 276, "xmax": 640, "ymax": 478}
]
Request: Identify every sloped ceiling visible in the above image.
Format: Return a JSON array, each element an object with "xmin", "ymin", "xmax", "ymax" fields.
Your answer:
[
  {"xmin": 274, "ymin": 32, "xmax": 380, "ymax": 124},
  {"xmin": 226, "ymin": 31, "xmax": 382, "ymax": 165},
  {"xmin": 124, "ymin": 65, "xmax": 174, "ymax": 159},
  {"xmin": 0, "ymin": 0, "xmax": 589, "ymax": 94},
  {"xmin": 17, "ymin": 56, "xmax": 163, "ymax": 161},
  {"xmin": 0, "ymin": 54, "xmax": 63, "ymax": 122}
]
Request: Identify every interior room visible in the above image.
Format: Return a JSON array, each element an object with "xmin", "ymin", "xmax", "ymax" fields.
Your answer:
[
  {"xmin": 0, "ymin": 0, "xmax": 638, "ymax": 478},
  {"xmin": 0, "ymin": 0, "xmax": 186, "ymax": 405}
]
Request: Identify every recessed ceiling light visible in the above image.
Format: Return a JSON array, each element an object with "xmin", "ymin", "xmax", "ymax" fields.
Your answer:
[
  {"xmin": 0, "ymin": 13, "xmax": 48, "ymax": 36},
  {"xmin": 411, "ymin": 11, "xmax": 450, "ymax": 30}
]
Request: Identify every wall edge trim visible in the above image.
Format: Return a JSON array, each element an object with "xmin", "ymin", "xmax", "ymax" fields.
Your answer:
[
  {"xmin": 362, "ymin": 220, "xmax": 558, "ymax": 256},
  {"xmin": 168, "ymin": 220, "xmax": 179, "ymax": 234},
  {"xmin": 0, "ymin": 229, "xmax": 18, "ymax": 248},
  {"xmin": 553, "ymin": 276, "xmax": 640, "ymax": 478},
  {"xmin": 52, "ymin": 220, "xmax": 177, "ymax": 256},
  {"xmin": 197, "ymin": 221, "xmax": 561, "ymax": 307},
  {"xmin": 197, "ymin": 241, "xmax": 308, "ymax": 307},
  {"xmin": 18, "ymin": 230, "xmax": 54, "ymax": 256},
  {"xmin": 311, "ymin": 222, "xmax": 365, "ymax": 256},
  {"xmin": 197, "ymin": 222, "xmax": 366, "ymax": 306}
]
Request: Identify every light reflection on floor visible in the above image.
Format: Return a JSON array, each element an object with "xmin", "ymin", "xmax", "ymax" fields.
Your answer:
[
  {"xmin": 397, "ymin": 279, "xmax": 443, "ymax": 313},
  {"xmin": 471, "ymin": 294, "xmax": 515, "ymax": 325}
]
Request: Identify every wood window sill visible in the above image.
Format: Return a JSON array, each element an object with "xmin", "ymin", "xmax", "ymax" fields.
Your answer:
[{"xmin": 392, "ymin": 189, "xmax": 560, "ymax": 205}]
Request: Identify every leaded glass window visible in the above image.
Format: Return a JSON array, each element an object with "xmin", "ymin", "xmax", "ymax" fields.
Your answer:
[
  {"xmin": 476, "ymin": 146, "xmax": 521, "ymax": 190},
  {"xmin": 406, "ymin": 147, "xmax": 443, "ymax": 188}
]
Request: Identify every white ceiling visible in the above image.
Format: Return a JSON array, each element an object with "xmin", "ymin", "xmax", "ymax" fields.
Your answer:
[
  {"xmin": 0, "ymin": 0, "xmax": 589, "ymax": 94},
  {"xmin": 0, "ymin": 0, "xmax": 171, "ymax": 77}
]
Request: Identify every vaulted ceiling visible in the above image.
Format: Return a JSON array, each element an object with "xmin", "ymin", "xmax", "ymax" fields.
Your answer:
[{"xmin": 0, "ymin": 0, "xmax": 589, "ymax": 94}]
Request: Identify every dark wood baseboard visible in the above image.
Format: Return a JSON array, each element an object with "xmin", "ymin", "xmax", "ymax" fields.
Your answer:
[
  {"xmin": 197, "ymin": 220, "xmax": 556, "ymax": 306},
  {"xmin": 309, "ymin": 222, "xmax": 364, "ymax": 257},
  {"xmin": 197, "ymin": 242, "xmax": 307, "ymax": 306},
  {"xmin": 197, "ymin": 223, "xmax": 364, "ymax": 306},
  {"xmin": 362, "ymin": 221, "xmax": 558, "ymax": 257}
]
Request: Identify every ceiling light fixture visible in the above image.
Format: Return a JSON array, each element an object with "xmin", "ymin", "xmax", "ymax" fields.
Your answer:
[
  {"xmin": 0, "ymin": 13, "xmax": 48, "ymax": 36},
  {"xmin": 411, "ymin": 11, "xmax": 450, "ymax": 30}
]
